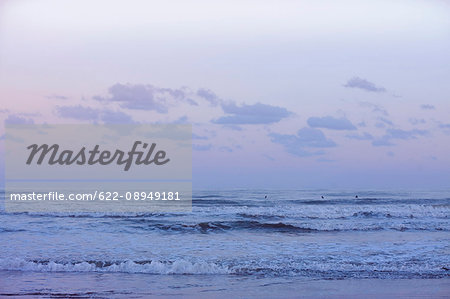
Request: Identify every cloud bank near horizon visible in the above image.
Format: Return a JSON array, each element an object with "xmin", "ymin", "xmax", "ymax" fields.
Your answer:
[{"xmin": 1, "ymin": 81, "xmax": 439, "ymax": 163}]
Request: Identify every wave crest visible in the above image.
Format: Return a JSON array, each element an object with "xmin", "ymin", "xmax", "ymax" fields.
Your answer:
[{"xmin": 0, "ymin": 258, "xmax": 229, "ymax": 275}]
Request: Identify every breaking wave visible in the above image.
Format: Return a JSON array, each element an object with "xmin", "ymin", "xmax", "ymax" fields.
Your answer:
[
  {"xmin": 0, "ymin": 258, "xmax": 230, "ymax": 275},
  {"xmin": 1, "ymin": 258, "xmax": 448, "ymax": 279}
]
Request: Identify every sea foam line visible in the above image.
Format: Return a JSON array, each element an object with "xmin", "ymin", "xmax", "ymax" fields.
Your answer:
[{"xmin": 0, "ymin": 258, "xmax": 230, "ymax": 275}]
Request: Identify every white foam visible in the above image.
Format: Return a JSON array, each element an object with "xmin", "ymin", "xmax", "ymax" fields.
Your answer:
[{"xmin": 0, "ymin": 258, "xmax": 230, "ymax": 275}]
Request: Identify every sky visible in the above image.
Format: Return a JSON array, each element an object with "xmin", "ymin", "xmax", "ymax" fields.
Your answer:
[{"xmin": 0, "ymin": 0, "xmax": 449, "ymax": 189}]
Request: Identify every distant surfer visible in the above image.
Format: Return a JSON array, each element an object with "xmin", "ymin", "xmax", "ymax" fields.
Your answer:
[
  {"xmin": 355, "ymin": 195, "xmax": 359, "ymax": 199},
  {"xmin": 264, "ymin": 195, "xmax": 267, "ymax": 199},
  {"xmin": 321, "ymin": 196, "xmax": 324, "ymax": 199}
]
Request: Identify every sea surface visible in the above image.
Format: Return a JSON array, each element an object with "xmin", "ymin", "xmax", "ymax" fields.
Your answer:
[{"xmin": 1, "ymin": 190, "xmax": 449, "ymax": 298}]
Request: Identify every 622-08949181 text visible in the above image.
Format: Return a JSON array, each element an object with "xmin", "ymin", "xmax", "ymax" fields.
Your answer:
[{"xmin": 9, "ymin": 191, "xmax": 181, "ymax": 201}]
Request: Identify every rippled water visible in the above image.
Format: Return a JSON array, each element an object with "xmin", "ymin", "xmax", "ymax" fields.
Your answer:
[{"xmin": 1, "ymin": 190, "xmax": 449, "ymax": 296}]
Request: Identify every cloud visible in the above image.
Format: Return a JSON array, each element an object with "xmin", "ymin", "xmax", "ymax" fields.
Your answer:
[
  {"xmin": 55, "ymin": 105, "xmax": 100, "ymax": 120},
  {"xmin": 359, "ymin": 102, "xmax": 388, "ymax": 116},
  {"xmin": 378, "ymin": 117, "xmax": 393, "ymax": 126},
  {"xmin": 192, "ymin": 133, "xmax": 209, "ymax": 140},
  {"xmin": 375, "ymin": 117, "xmax": 394, "ymax": 128},
  {"xmin": 346, "ymin": 132, "xmax": 373, "ymax": 140},
  {"xmin": 409, "ymin": 118, "xmax": 426, "ymax": 125},
  {"xmin": 173, "ymin": 116, "xmax": 189, "ymax": 124},
  {"xmin": 193, "ymin": 144, "xmax": 212, "ymax": 151},
  {"xmin": 5, "ymin": 114, "xmax": 34, "ymax": 124},
  {"xmin": 222, "ymin": 125, "xmax": 243, "ymax": 131},
  {"xmin": 386, "ymin": 128, "xmax": 428, "ymax": 140},
  {"xmin": 94, "ymin": 83, "xmax": 168, "ymax": 113},
  {"xmin": 55, "ymin": 105, "xmax": 134, "ymax": 123},
  {"xmin": 46, "ymin": 94, "xmax": 68, "ymax": 100},
  {"xmin": 372, "ymin": 136, "xmax": 395, "ymax": 147},
  {"xmin": 100, "ymin": 110, "xmax": 134, "ymax": 123},
  {"xmin": 269, "ymin": 127, "xmax": 336, "ymax": 157},
  {"xmin": 307, "ymin": 116, "xmax": 357, "ymax": 130},
  {"xmin": 219, "ymin": 146, "xmax": 233, "ymax": 152},
  {"xmin": 439, "ymin": 123, "xmax": 450, "ymax": 135},
  {"xmin": 94, "ymin": 83, "xmax": 196, "ymax": 113},
  {"xmin": 420, "ymin": 104, "xmax": 435, "ymax": 110},
  {"xmin": 263, "ymin": 154, "xmax": 275, "ymax": 161},
  {"xmin": 317, "ymin": 157, "xmax": 335, "ymax": 162},
  {"xmin": 372, "ymin": 128, "xmax": 429, "ymax": 146},
  {"xmin": 196, "ymin": 88, "xmax": 220, "ymax": 106},
  {"xmin": 90, "ymin": 83, "xmax": 290, "ymax": 124},
  {"xmin": 344, "ymin": 77, "xmax": 386, "ymax": 92},
  {"xmin": 213, "ymin": 102, "xmax": 291, "ymax": 124},
  {"xmin": 185, "ymin": 98, "xmax": 199, "ymax": 106}
]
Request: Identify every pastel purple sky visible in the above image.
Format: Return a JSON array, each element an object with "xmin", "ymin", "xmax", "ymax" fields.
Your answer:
[{"xmin": 1, "ymin": 0, "xmax": 449, "ymax": 189}]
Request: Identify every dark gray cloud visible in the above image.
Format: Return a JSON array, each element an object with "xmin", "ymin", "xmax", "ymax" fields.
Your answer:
[
  {"xmin": 5, "ymin": 114, "xmax": 34, "ymax": 124},
  {"xmin": 213, "ymin": 102, "xmax": 291, "ymax": 124},
  {"xmin": 420, "ymin": 104, "xmax": 435, "ymax": 110},
  {"xmin": 269, "ymin": 127, "xmax": 336, "ymax": 157},
  {"xmin": 307, "ymin": 116, "xmax": 357, "ymax": 130},
  {"xmin": 344, "ymin": 77, "xmax": 386, "ymax": 92}
]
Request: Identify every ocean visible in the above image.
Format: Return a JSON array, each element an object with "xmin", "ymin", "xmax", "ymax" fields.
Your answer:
[{"xmin": 1, "ymin": 190, "xmax": 449, "ymax": 298}]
